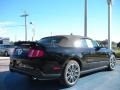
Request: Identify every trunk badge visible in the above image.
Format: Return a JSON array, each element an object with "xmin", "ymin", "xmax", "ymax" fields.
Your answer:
[{"xmin": 17, "ymin": 48, "xmax": 23, "ymax": 55}]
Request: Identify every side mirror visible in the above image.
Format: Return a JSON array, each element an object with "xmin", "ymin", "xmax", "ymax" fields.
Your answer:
[{"xmin": 95, "ymin": 46, "xmax": 101, "ymax": 51}]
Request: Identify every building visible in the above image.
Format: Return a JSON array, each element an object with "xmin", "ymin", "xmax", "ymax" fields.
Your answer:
[{"xmin": 0, "ymin": 37, "xmax": 10, "ymax": 45}]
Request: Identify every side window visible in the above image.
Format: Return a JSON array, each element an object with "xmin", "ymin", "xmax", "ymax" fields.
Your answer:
[
  {"xmin": 74, "ymin": 40, "xmax": 81, "ymax": 48},
  {"xmin": 86, "ymin": 39, "xmax": 94, "ymax": 48},
  {"xmin": 92, "ymin": 40, "xmax": 99, "ymax": 48},
  {"xmin": 74, "ymin": 39, "xmax": 88, "ymax": 48},
  {"xmin": 81, "ymin": 39, "xmax": 88, "ymax": 48}
]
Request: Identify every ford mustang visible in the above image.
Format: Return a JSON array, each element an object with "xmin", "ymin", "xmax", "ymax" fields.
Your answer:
[{"xmin": 9, "ymin": 35, "xmax": 116, "ymax": 87}]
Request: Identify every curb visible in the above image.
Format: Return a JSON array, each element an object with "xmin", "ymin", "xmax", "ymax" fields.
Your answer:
[
  {"xmin": 117, "ymin": 58, "xmax": 120, "ymax": 60},
  {"xmin": 0, "ymin": 57, "xmax": 10, "ymax": 60}
]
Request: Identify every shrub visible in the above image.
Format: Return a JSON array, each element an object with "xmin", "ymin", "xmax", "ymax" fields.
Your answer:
[{"xmin": 115, "ymin": 50, "xmax": 120, "ymax": 59}]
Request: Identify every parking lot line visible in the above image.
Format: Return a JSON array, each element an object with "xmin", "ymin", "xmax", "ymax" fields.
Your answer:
[{"xmin": 0, "ymin": 57, "xmax": 10, "ymax": 60}]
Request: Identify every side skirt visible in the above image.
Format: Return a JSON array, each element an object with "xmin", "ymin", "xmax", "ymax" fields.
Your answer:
[{"xmin": 81, "ymin": 66, "xmax": 108, "ymax": 75}]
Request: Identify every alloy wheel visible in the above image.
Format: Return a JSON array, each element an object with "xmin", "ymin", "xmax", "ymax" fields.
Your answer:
[
  {"xmin": 110, "ymin": 55, "xmax": 116, "ymax": 70},
  {"xmin": 64, "ymin": 60, "xmax": 80, "ymax": 86}
]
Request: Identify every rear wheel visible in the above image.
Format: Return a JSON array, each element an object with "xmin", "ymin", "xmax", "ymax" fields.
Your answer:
[
  {"xmin": 4, "ymin": 51, "xmax": 8, "ymax": 57},
  {"xmin": 108, "ymin": 54, "xmax": 116, "ymax": 71},
  {"xmin": 59, "ymin": 60, "xmax": 80, "ymax": 87}
]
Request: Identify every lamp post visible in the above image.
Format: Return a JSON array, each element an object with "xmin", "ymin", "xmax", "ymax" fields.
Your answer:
[
  {"xmin": 107, "ymin": 0, "xmax": 112, "ymax": 49},
  {"xmin": 84, "ymin": 0, "xmax": 87, "ymax": 37},
  {"xmin": 21, "ymin": 11, "xmax": 29, "ymax": 41},
  {"xmin": 30, "ymin": 22, "xmax": 35, "ymax": 41}
]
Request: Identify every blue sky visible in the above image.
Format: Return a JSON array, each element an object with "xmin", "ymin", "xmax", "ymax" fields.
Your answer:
[{"xmin": 0, "ymin": 0, "xmax": 120, "ymax": 42}]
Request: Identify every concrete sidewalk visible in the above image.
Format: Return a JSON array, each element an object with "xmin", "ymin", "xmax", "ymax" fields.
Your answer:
[
  {"xmin": 117, "ymin": 60, "xmax": 120, "ymax": 64},
  {"xmin": 0, "ymin": 57, "xmax": 10, "ymax": 60}
]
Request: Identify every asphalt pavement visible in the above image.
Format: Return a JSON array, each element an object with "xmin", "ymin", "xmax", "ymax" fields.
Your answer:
[{"xmin": 0, "ymin": 57, "xmax": 120, "ymax": 90}]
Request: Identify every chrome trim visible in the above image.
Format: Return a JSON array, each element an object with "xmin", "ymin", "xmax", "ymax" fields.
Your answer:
[{"xmin": 81, "ymin": 66, "xmax": 107, "ymax": 74}]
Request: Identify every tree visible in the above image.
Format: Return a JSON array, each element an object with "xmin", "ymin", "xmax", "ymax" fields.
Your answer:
[{"xmin": 117, "ymin": 42, "xmax": 120, "ymax": 48}]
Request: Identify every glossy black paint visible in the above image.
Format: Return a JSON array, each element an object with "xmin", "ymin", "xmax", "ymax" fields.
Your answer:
[{"xmin": 9, "ymin": 35, "xmax": 114, "ymax": 80}]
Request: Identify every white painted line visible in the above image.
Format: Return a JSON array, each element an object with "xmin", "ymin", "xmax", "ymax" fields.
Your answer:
[
  {"xmin": 0, "ymin": 57, "xmax": 10, "ymax": 60},
  {"xmin": 0, "ymin": 68, "xmax": 9, "ymax": 72}
]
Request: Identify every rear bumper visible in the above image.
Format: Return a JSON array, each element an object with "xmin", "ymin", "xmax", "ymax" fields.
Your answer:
[
  {"xmin": 10, "ymin": 66, "xmax": 61, "ymax": 80},
  {"xmin": 9, "ymin": 60, "xmax": 61, "ymax": 80}
]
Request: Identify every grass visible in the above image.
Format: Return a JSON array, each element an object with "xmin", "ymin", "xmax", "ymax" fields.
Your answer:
[{"xmin": 115, "ymin": 48, "xmax": 120, "ymax": 59}]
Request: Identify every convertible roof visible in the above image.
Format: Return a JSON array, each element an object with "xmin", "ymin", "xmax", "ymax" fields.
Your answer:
[{"xmin": 42, "ymin": 35, "xmax": 90, "ymax": 39}]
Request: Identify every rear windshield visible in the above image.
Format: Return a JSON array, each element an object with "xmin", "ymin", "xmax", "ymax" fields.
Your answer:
[{"xmin": 39, "ymin": 36, "xmax": 65, "ymax": 44}]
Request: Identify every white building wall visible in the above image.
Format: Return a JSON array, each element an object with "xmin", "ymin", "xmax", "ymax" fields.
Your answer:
[{"xmin": 0, "ymin": 38, "xmax": 10, "ymax": 45}]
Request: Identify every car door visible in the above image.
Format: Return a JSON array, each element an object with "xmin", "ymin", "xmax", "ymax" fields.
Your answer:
[
  {"xmin": 0, "ymin": 45, "xmax": 2, "ymax": 54},
  {"xmin": 74, "ymin": 38, "xmax": 97, "ymax": 70},
  {"xmin": 85, "ymin": 39, "xmax": 109, "ymax": 68},
  {"xmin": 92, "ymin": 40, "xmax": 109, "ymax": 67},
  {"xmin": 84, "ymin": 39, "xmax": 99, "ymax": 69},
  {"xmin": 0, "ymin": 45, "xmax": 4, "ymax": 55},
  {"xmin": 75, "ymin": 39, "xmax": 90, "ymax": 70}
]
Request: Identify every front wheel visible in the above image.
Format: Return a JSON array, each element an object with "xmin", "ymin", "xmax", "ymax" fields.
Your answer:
[
  {"xmin": 59, "ymin": 60, "xmax": 80, "ymax": 87},
  {"xmin": 108, "ymin": 54, "xmax": 116, "ymax": 71}
]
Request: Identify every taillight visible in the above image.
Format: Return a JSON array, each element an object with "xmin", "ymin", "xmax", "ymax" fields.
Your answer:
[{"xmin": 28, "ymin": 48, "xmax": 44, "ymax": 58}]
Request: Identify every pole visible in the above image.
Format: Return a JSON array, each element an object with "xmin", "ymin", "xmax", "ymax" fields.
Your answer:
[
  {"xmin": 21, "ymin": 12, "xmax": 29, "ymax": 41},
  {"xmin": 30, "ymin": 22, "xmax": 35, "ymax": 41},
  {"xmin": 107, "ymin": 0, "xmax": 112, "ymax": 49},
  {"xmin": 84, "ymin": 0, "xmax": 87, "ymax": 37}
]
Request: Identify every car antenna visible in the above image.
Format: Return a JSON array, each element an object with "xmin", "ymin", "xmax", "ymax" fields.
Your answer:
[{"xmin": 70, "ymin": 33, "xmax": 73, "ymax": 35}]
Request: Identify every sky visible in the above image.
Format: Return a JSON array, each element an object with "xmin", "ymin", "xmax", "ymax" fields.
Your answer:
[{"xmin": 0, "ymin": 0, "xmax": 120, "ymax": 42}]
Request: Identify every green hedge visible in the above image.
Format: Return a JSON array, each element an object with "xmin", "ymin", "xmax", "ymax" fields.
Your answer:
[{"xmin": 115, "ymin": 51, "xmax": 120, "ymax": 58}]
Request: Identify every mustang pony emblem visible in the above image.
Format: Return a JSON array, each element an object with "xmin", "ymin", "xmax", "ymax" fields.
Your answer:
[{"xmin": 17, "ymin": 49, "xmax": 23, "ymax": 55}]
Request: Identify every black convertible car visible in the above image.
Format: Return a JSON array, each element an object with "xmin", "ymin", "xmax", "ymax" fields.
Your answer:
[{"xmin": 9, "ymin": 35, "xmax": 116, "ymax": 87}]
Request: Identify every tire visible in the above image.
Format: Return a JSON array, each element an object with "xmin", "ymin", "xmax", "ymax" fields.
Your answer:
[
  {"xmin": 59, "ymin": 60, "xmax": 80, "ymax": 87},
  {"xmin": 9, "ymin": 68, "xmax": 14, "ymax": 72},
  {"xmin": 4, "ymin": 51, "xmax": 8, "ymax": 57},
  {"xmin": 108, "ymin": 54, "xmax": 116, "ymax": 71}
]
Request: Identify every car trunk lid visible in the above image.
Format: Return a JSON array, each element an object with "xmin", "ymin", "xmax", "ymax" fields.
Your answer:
[{"xmin": 13, "ymin": 41, "xmax": 45, "ymax": 59}]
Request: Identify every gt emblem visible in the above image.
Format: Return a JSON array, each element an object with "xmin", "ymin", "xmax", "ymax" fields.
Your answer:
[{"xmin": 17, "ymin": 48, "xmax": 23, "ymax": 55}]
